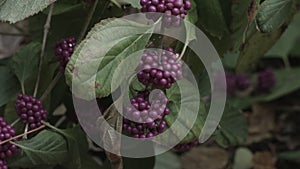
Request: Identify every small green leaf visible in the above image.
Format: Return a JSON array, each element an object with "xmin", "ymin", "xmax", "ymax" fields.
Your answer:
[
  {"xmin": 0, "ymin": 0, "xmax": 56, "ymax": 23},
  {"xmin": 215, "ymin": 105, "xmax": 248, "ymax": 147},
  {"xmin": 256, "ymin": 0, "xmax": 293, "ymax": 33},
  {"xmin": 278, "ymin": 151, "xmax": 300, "ymax": 163},
  {"xmin": 10, "ymin": 42, "xmax": 41, "ymax": 90},
  {"xmin": 9, "ymin": 130, "xmax": 68, "ymax": 168}
]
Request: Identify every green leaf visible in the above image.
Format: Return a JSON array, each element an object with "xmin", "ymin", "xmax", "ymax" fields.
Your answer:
[
  {"xmin": 266, "ymin": 12, "xmax": 300, "ymax": 58},
  {"xmin": 43, "ymin": 1, "xmax": 83, "ymax": 15},
  {"xmin": 231, "ymin": 68, "xmax": 300, "ymax": 108},
  {"xmin": 9, "ymin": 130, "xmax": 68, "ymax": 168},
  {"xmin": 256, "ymin": 0, "xmax": 293, "ymax": 33},
  {"xmin": 165, "ymin": 79, "xmax": 205, "ymax": 143},
  {"xmin": 0, "ymin": 0, "xmax": 56, "ymax": 23},
  {"xmin": 65, "ymin": 18, "xmax": 154, "ymax": 99},
  {"xmin": 0, "ymin": 66, "xmax": 20, "ymax": 107},
  {"xmin": 43, "ymin": 124, "xmax": 87, "ymax": 169},
  {"xmin": 10, "ymin": 42, "xmax": 41, "ymax": 91},
  {"xmin": 196, "ymin": 0, "xmax": 229, "ymax": 38},
  {"xmin": 154, "ymin": 151, "xmax": 181, "ymax": 169},
  {"xmin": 124, "ymin": 0, "xmax": 141, "ymax": 8},
  {"xmin": 215, "ymin": 105, "xmax": 248, "ymax": 147},
  {"xmin": 278, "ymin": 151, "xmax": 300, "ymax": 163}
]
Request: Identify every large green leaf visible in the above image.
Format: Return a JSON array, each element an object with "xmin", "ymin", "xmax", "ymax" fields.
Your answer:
[
  {"xmin": 0, "ymin": 66, "xmax": 20, "ymax": 107},
  {"xmin": 0, "ymin": 0, "xmax": 56, "ymax": 23},
  {"xmin": 266, "ymin": 12, "xmax": 300, "ymax": 58},
  {"xmin": 8, "ymin": 130, "xmax": 68, "ymax": 168},
  {"xmin": 214, "ymin": 105, "xmax": 248, "ymax": 147},
  {"xmin": 256, "ymin": 0, "xmax": 294, "ymax": 33},
  {"xmin": 10, "ymin": 42, "xmax": 41, "ymax": 91},
  {"xmin": 278, "ymin": 151, "xmax": 300, "ymax": 163},
  {"xmin": 196, "ymin": 0, "xmax": 229, "ymax": 38},
  {"xmin": 65, "ymin": 18, "xmax": 154, "ymax": 99}
]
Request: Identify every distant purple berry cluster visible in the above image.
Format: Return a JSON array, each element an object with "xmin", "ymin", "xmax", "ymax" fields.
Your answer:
[
  {"xmin": 123, "ymin": 90, "xmax": 170, "ymax": 138},
  {"xmin": 215, "ymin": 72, "xmax": 251, "ymax": 95},
  {"xmin": 54, "ymin": 37, "xmax": 76, "ymax": 72},
  {"xmin": 140, "ymin": 0, "xmax": 192, "ymax": 26},
  {"xmin": 137, "ymin": 48, "xmax": 183, "ymax": 89},
  {"xmin": 257, "ymin": 68, "xmax": 276, "ymax": 91},
  {"xmin": 173, "ymin": 139, "xmax": 199, "ymax": 152},
  {"xmin": 215, "ymin": 68, "xmax": 276, "ymax": 96},
  {"xmin": 15, "ymin": 94, "xmax": 47, "ymax": 130},
  {"xmin": 0, "ymin": 117, "xmax": 19, "ymax": 167}
]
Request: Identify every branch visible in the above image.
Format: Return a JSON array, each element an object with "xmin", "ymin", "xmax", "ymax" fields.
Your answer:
[
  {"xmin": 33, "ymin": 3, "xmax": 55, "ymax": 97},
  {"xmin": 77, "ymin": 0, "xmax": 99, "ymax": 42},
  {"xmin": 0, "ymin": 125, "xmax": 45, "ymax": 145},
  {"xmin": 40, "ymin": 72, "xmax": 62, "ymax": 101}
]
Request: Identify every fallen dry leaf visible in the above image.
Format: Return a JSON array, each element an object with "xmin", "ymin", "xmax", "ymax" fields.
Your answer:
[
  {"xmin": 181, "ymin": 146, "xmax": 229, "ymax": 169},
  {"xmin": 252, "ymin": 151, "xmax": 277, "ymax": 169}
]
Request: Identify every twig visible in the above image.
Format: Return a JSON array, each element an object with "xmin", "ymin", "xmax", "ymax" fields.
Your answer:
[
  {"xmin": 11, "ymin": 118, "xmax": 21, "ymax": 127},
  {"xmin": 77, "ymin": 0, "xmax": 99, "ymax": 42},
  {"xmin": 40, "ymin": 72, "xmax": 62, "ymax": 101},
  {"xmin": 23, "ymin": 123, "xmax": 28, "ymax": 139},
  {"xmin": 0, "ymin": 125, "xmax": 45, "ymax": 145},
  {"xmin": 33, "ymin": 3, "xmax": 55, "ymax": 97},
  {"xmin": 54, "ymin": 116, "xmax": 67, "ymax": 127}
]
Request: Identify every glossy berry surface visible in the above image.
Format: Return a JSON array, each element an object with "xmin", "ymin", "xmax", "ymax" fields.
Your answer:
[
  {"xmin": 123, "ymin": 90, "xmax": 170, "ymax": 138},
  {"xmin": 173, "ymin": 139, "xmax": 199, "ymax": 152},
  {"xmin": 140, "ymin": 0, "xmax": 192, "ymax": 27},
  {"xmin": 54, "ymin": 37, "xmax": 76, "ymax": 72},
  {"xmin": 0, "ymin": 160, "xmax": 8, "ymax": 169},
  {"xmin": 15, "ymin": 94, "xmax": 47, "ymax": 130},
  {"xmin": 137, "ymin": 48, "xmax": 183, "ymax": 89},
  {"xmin": 257, "ymin": 68, "xmax": 276, "ymax": 91},
  {"xmin": 0, "ymin": 117, "xmax": 19, "ymax": 160}
]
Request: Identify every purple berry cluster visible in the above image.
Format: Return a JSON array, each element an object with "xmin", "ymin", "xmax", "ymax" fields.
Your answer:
[
  {"xmin": 0, "ymin": 117, "xmax": 19, "ymax": 165},
  {"xmin": 0, "ymin": 160, "xmax": 7, "ymax": 169},
  {"xmin": 123, "ymin": 90, "xmax": 170, "ymax": 138},
  {"xmin": 173, "ymin": 140, "xmax": 199, "ymax": 152},
  {"xmin": 54, "ymin": 37, "xmax": 76, "ymax": 72},
  {"xmin": 140, "ymin": 0, "xmax": 192, "ymax": 26},
  {"xmin": 257, "ymin": 68, "xmax": 275, "ymax": 91},
  {"xmin": 15, "ymin": 94, "xmax": 47, "ymax": 130},
  {"xmin": 137, "ymin": 48, "xmax": 183, "ymax": 89}
]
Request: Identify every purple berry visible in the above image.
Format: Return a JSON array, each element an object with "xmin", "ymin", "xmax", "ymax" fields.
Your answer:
[
  {"xmin": 0, "ymin": 160, "xmax": 8, "ymax": 169},
  {"xmin": 137, "ymin": 49, "xmax": 182, "ymax": 89},
  {"xmin": 0, "ymin": 117, "xmax": 19, "ymax": 160},
  {"xmin": 123, "ymin": 90, "xmax": 170, "ymax": 138},
  {"xmin": 235, "ymin": 74, "xmax": 250, "ymax": 90},
  {"xmin": 54, "ymin": 37, "xmax": 76, "ymax": 72},
  {"xmin": 15, "ymin": 94, "xmax": 47, "ymax": 130}
]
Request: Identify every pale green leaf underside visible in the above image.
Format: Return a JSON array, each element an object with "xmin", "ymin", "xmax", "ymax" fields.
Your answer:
[{"xmin": 0, "ymin": 0, "xmax": 56, "ymax": 23}]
